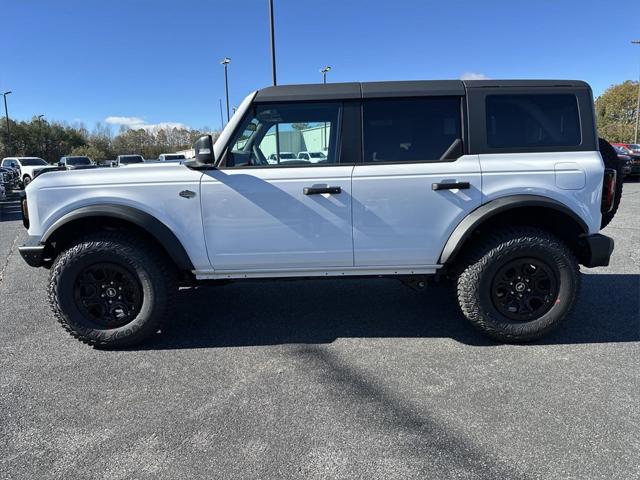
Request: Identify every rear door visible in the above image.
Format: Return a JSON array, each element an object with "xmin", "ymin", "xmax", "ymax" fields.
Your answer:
[
  {"xmin": 351, "ymin": 95, "xmax": 482, "ymax": 266},
  {"xmin": 200, "ymin": 101, "xmax": 359, "ymax": 272}
]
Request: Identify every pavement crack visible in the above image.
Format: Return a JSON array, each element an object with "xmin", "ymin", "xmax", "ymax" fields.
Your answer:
[{"xmin": 0, "ymin": 232, "xmax": 20, "ymax": 284}]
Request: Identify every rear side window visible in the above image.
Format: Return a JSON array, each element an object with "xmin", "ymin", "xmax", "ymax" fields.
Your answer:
[
  {"xmin": 363, "ymin": 97, "xmax": 462, "ymax": 163},
  {"xmin": 486, "ymin": 94, "xmax": 580, "ymax": 148}
]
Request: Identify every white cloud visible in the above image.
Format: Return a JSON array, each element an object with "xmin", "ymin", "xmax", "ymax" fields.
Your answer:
[
  {"xmin": 104, "ymin": 116, "xmax": 190, "ymax": 131},
  {"xmin": 460, "ymin": 72, "xmax": 489, "ymax": 80}
]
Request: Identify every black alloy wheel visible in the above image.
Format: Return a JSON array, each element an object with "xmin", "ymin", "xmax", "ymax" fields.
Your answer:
[
  {"xmin": 73, "ymin": 262, "xmax": 143, "ymax": 328},
  {"xmin": 490, "ymin": 257, "xmax": 558, "ymax": 322}
]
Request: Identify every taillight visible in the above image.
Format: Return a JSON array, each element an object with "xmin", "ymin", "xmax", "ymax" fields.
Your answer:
[
  {"xmin": 601, "ymin": 168, "xmax": 617, "ymax": 214},
  {"xmin": 21, "ymin": 196, "xmax": 29, "ymax": 229}
]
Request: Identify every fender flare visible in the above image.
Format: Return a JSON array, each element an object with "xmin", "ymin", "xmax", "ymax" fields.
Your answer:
[
  {"xmin": 42, "ymin": 204, "xmax": 194, "ymax": 271},
  {"xmin": 439, "ymin": 195, "xmax": 589, "ymax": 265}
]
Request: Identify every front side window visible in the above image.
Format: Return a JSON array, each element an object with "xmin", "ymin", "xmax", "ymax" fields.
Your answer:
[
  {"xmin": 486, "ymin": 94, "xmax": 581, "ymax": 148},
  {"xmin": 362, "ymin": 97, "xmax": 462, "ymax": 163},
  {"xmin": 226, "ymin": 102, "xmax": 339, "ymax": 168}
]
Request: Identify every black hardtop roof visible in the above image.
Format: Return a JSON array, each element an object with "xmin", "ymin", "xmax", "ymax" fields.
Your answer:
[{"xmin": 254, "ymin": 79, "xmax": 590, "ymax": 102}]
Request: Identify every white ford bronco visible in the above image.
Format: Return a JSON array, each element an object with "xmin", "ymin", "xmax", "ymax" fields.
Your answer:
[{"xmin": 19, "ymin": 80, "xmax": 618, "ymax": 347}]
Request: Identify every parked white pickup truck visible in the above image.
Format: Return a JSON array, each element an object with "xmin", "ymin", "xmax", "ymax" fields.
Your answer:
[{"xmin": 18, "ymin": 80, "xmax": 618, "ymax": 347}]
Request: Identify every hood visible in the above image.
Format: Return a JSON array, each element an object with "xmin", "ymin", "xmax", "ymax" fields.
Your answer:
[{"xmin": 29, "ymin": 162, "xmax": 194, "ymax": 189}]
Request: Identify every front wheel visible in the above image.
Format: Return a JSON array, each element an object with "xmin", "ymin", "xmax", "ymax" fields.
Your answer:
[
  {"xmin": 22, "ymin": 175, "xmax": 32, "ymax": 187},
  {"xmin": 456, "ymin": 227, "xmax": 580, "ymax": 342},
  {"xmin": 48, "ymin": 232, "xmax": 176, "ymax": 347}
]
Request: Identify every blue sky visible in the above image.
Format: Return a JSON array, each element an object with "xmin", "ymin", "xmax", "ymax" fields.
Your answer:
[{"xmin": 2, "ymin": 0, "xmax": 639, "ymax": 132}]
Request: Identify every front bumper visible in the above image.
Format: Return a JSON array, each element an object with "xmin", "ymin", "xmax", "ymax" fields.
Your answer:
[
  {"xmin": 579, "ymin": 233, "xmax": 614, "ymax": 268},
  {"xmin": 18, "ymin": 236, "xmax": 46, "ymax": 268}
]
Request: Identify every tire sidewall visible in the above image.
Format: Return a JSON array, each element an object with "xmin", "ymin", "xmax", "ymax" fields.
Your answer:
[{"xmin": 477, "ymin": 241, "xmax": 577, "ymax": 338}]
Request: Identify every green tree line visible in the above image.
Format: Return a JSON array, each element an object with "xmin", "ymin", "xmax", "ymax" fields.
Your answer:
[
  {"xmin": 0, "ymin": 118, "xmax": 218, "ymax": 163},
  {"xmin": 595, "ymin": 80, "xmax": 639, "ymax": 143}
]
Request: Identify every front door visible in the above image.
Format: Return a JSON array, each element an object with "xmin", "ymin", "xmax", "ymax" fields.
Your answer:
[
  {"xmin": 200, "ymin": 101, "xmax": 355, "ymax": 272},
  {"xmin": 351, "ymin": 96, "xmax": 482, "ymax": 267}
]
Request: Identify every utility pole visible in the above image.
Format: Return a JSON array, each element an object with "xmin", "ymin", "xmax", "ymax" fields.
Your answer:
[
  {"xmin": 220, "ymin": 57, "xmax": 231, "ymax": 122},
  {"xmin": 633, "ymin": 40, "xmax": 640, "ymax": 143},
  {"xmin": 2, "ymin": 91, "xmax": 12, "ymax": 154},
  {"xmin": 268, "ymin": 0, "xmax": 277, "ymax": 86}
]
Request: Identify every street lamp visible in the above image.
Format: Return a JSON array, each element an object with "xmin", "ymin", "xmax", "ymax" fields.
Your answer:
[
  {"xmin": 2, "ymin": 91, "xmax": 12, "ymax": 153},
  {"xmin": 220, "ymin": 57, "xmax": 231, "ymax": 123},
  {"xmin": 320, "ymin": 66, "xmax": 331, "ymax": 84},
  {"xmin": 319, "ymin": 67, "xmax": 331, "ymax": 149},
  {"xmin": 632, "ymin": 40, "xmax": 640, "ymax": 143},
  {"xmin": 37, "ymin": 115, "xmax": 45, "ymax": 158}
]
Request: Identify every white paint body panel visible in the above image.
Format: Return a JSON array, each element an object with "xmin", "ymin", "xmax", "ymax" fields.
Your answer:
[
  {"xmin": 351, "ymin": 155, "xmax": 482, "ymax": 266},
  {"xmin": 25, "ymin": 164, "xmax": 210, "ymax": 270},
  {"xmin": 200, "ymin": 166, "xmax": 354, "ymax": 270},
  {"xmin": 479, "ymin": 151, "xmax": 603, "ymax": 234}
]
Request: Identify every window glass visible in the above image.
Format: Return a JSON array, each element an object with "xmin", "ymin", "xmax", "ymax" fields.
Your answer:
[
  {"xmin": 486, "ymin": 94, "xmax": 580, "ymax": 148},
  {"xmin": 227, "ymin": 103, "xmax": 339, "ymax": 167},
  {"xmin": 362, "ymin": 97, "xmax": 461, "ymax": 163}
]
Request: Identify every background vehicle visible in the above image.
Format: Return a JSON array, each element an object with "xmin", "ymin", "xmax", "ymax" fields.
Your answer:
[
  {"xmin": 18, "ymin": 80, "xmax": 616, "ymax": 348},
  {"xmin": 58, "ymin": 156, "xmax": 97, "ymax": 170},
  {"xmin": 297, "ymin": 151, "xmax": 327, "ymax": 163},
  {"xmin": 612, "ymin": 144, "xmax": 640, "ymax": 176},
  {"xmin": 158, "ymin": 153, "xmax": 186, "ymax": 161},
  {"xmin": 612, "ymin": 143, "xmax": 640, "ymax": 154},
  {"xmin": 613, "ymin": 145, "xmax": 633, "ymax": 177},
  {"xmin": 267, "ymin": 152, "xmax": 296, "ymax": 163},
  {"xmin": 0, "ymin": 165, "xmax": 19, "ymax": 190},
  {"xmin": 1, "ymin": 157, "xmax": 50, "ymax": 187},
  {"xmin": 116, "ymin": 154, "xmax": 145, "ymax": 165}
]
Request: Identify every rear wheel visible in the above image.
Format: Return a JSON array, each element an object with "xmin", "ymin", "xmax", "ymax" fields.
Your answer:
[
  {"xmin": 48, "ymin": 232, "xmax": 176, "ymax": 347},
  {"xmin": 457, "ymin": 227, "xmax": 580, "ymax": 342}
]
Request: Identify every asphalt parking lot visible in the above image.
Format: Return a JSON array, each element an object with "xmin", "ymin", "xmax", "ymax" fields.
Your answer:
[{"xmin": 1, "ymin": 183, "xmax": 639, "ymax": 480}]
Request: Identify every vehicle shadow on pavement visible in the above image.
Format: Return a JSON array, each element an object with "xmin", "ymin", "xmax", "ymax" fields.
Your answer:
[{"xmin": 135, "ymin": 273, "xmax": 639, "ymax": 350}]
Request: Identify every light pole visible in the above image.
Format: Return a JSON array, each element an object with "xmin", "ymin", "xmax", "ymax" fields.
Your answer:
[
  {"xmin": 632, "ymin": 40, "xmax": 640, "ymax": 144},
  {"xmin": 2, "ymin": 91, "xmax": 12, "ymax": 153},
  {"xmin": 37, "ymin": 115, "xmax": 45, "ymax": 158},
  {"xmin": 268, "ymin": 0, "xmax": 277, "ymax": 86},
  {"xmin": 219, "ymin": 99, "xmax": 224, "ymax": 131},
  {"xmin": 320, "ymin": 66, "xmax": 331, "ymax": 84},
  {"xmin": 320, "ymin": 67, "xmax": 331, "ymax": 149},
  {"xmin": 220, "ymin": 57, "xmax": 231, "ymax": 123}
]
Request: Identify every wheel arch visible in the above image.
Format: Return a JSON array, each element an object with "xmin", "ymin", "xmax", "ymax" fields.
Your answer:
[
  {"xmin": 42, "ymin": 204, "xmax": 194, "ymax": 272},
  {"xmin": 440, "ymin": 195, "xmax": 589, "ymax": 266}
]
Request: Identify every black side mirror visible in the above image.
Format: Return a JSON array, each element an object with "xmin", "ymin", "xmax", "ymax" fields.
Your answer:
[{"xmin": 194, "ymin": 135, "xmax": 215, "ymax": 164}]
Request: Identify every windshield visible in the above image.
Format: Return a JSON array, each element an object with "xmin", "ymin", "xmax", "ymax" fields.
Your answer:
[
  {"xmin": 120, "ymin": 155, "xmax": 144, "ymax": 164},
  {"xmin": 280, "ymin": 153, "xmax": 296, "ymax": 159},
  {"xmin": 164, "ymin": 155, "xmax": 185, "ymax": 160},
  {"xmin": 20, "ymin": 158, "xmax": 47, "ymax": 166},
  {"xmin": 310, "ymin": 152, "xmax": 326, "ymax": 158},
  {"xmin": 67, "ymin": 157, "xmax": 92, "ymax": 166},
  {"xmin": 630, "ymin": 144, "xmax": 640, "ymax": 150}
]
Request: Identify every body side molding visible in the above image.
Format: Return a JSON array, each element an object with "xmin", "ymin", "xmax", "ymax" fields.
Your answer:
[
  {"xmin": 42, "ymin": 204, "xmax": 194, "ymax": 271},
  {"xmin": 439, "ymin": 195, "xmax": 589, "ymax": 265}
]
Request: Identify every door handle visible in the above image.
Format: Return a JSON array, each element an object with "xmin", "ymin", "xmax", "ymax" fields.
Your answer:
[
  {"xmin": 303, "ymin": 186, "xmax": 342, "ymax": 195},
  {"xmin": 432, "ymin": 181, "xmax": 470, "ymax": 191}
]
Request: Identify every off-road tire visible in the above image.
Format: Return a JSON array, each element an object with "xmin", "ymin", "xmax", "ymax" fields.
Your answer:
[
  {"xmin": 599, "ymin": 137, "xmax": 623, "ymax": 229},
  {"xmin": 457, "ymin": 227, "xmax": 580, "ymax": 342},
  {"xmin": 48, "ymin": 232, "xmax": 176, "ymax": 348}
]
